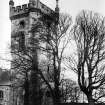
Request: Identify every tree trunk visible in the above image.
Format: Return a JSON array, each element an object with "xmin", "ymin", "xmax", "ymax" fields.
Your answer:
[
  {"xmin": 30, "ymin": 48, "xmax": 40, "ymax": 105},
  {"xmin": 24, "ymin": 79, "xmax": 29, "ymax": 105},
  {"xmin": 87, "ymin": 92, "xmax": 94, "ymax": 105},
  {"xmin": 52, "ymin": 86, "xmax": 61, "ymax": 105},
  {"xmin": 30, "ymin": 71, "xmax": 40, "ymax": 105}
]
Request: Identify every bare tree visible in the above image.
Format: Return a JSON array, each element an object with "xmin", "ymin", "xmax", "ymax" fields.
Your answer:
[
  {"xmin": 34, "ymin": 14, "xmax": 72, "ymax": 105},
  {"xmin": 11, "ymin": 13, "xmax": 72, "ymax": 105},
  {"xmin": 61, "ymin": 79, "xmax": 81, "ymax": 103},
  {"xmin": 10, "ymin": 50, "xmax": 33, "ymax": 105},
  {"xmin": 70, "ymin": 10, "xmax": 105, "ymax": 105}
]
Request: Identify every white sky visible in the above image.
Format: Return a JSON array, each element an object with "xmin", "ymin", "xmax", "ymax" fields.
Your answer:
[
  {"xmin": 0, "ymin": 0, "xmax": 104, "ymax": 52},
  {"xmin": 0, "ymin": 0, "xmax": 105, "ymax": 79}
]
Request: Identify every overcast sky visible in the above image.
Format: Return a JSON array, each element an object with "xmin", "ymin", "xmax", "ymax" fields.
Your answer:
[{"xmin": 0, "ymin": 0, "xmax": 105, "ymax": 78}]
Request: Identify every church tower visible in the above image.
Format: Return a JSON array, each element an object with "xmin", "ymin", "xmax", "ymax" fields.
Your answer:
[
  {"xmin": 9, "ymin": 0, "xmax": 56, "ymax": 52},
  {"xmin": 9, "ymin": 0, "xmax": 58, "ymax": 105}
]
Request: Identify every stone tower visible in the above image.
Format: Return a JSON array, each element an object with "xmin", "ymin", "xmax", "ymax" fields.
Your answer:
[
  {"xmin": 9, "ymin": 0, "xmax": 57, "ymax": 71},
  {"xmin": 9, "ymin": 0, "xmax": 56, "ymax": 51},
  {"xmin": 9, "ymin": 0, "xmax": 59, "ymax": 105}
]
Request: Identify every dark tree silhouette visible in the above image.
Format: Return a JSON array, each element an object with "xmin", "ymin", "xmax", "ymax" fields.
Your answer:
[
  {"xmin": 61, "ymin": 79, "xmax": 81, "ymax": 103},
  {"xmin": 71, "ymin": 10, "xmax": 105, "ymax": 105},
  {"xmin": 34, "ymin": 14, "xmax": 72, "ymax": 105}
]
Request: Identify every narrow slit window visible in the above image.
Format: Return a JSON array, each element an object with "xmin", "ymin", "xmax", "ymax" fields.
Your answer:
[
  {"xmin": 0, "ymin": 90, "xmax": 3, "ymax": 100},
  {"xmin": 19, "ymin": 31, "xmax": 25, "ymax": 51}
]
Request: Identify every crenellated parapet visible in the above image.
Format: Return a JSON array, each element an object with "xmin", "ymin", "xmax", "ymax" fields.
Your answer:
[
  {"xmin": 10, "ymin": 4, "xmax": 29, "ymax": 19},
  {"xmin": 9, "ymin": 1, "xmax": 55, "ymax": 20}
]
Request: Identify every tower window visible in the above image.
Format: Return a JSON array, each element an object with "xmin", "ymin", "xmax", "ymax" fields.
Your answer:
[
  {"xmin": 12, "ymin": 31, "xmax": 25, "ymax": 51},
  {"xmin": 19, "ymin": 21, "xmax": 25, "ymax": 29},
  {"xmin": 19, "ymin": 31, "xmax": 25, "ymax": 51},
  {"xmin": 0, "ymin": 90, "xmax": 3, "ymax": 100}
]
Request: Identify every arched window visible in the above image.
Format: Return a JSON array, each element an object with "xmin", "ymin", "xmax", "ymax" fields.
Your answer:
[
  {"xmin": 12, "ymin": 31, "xmax": 25, "ymax": 51},
  {"xmin": 0, "ymin": 90, "xmax": 3, "ymax": 100},
  {"xmin": 19, "ymin": 21, "xmax": 25, "ymax": 29}
]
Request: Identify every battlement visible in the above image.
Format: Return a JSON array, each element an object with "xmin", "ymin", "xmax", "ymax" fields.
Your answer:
[
  {"xmin": 10, "ymin": 3, "xmax": 29, "ymax": 18},
  {"xmin": 10, "ymin": 1, "xmax": 55, "ymax": 20}
]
